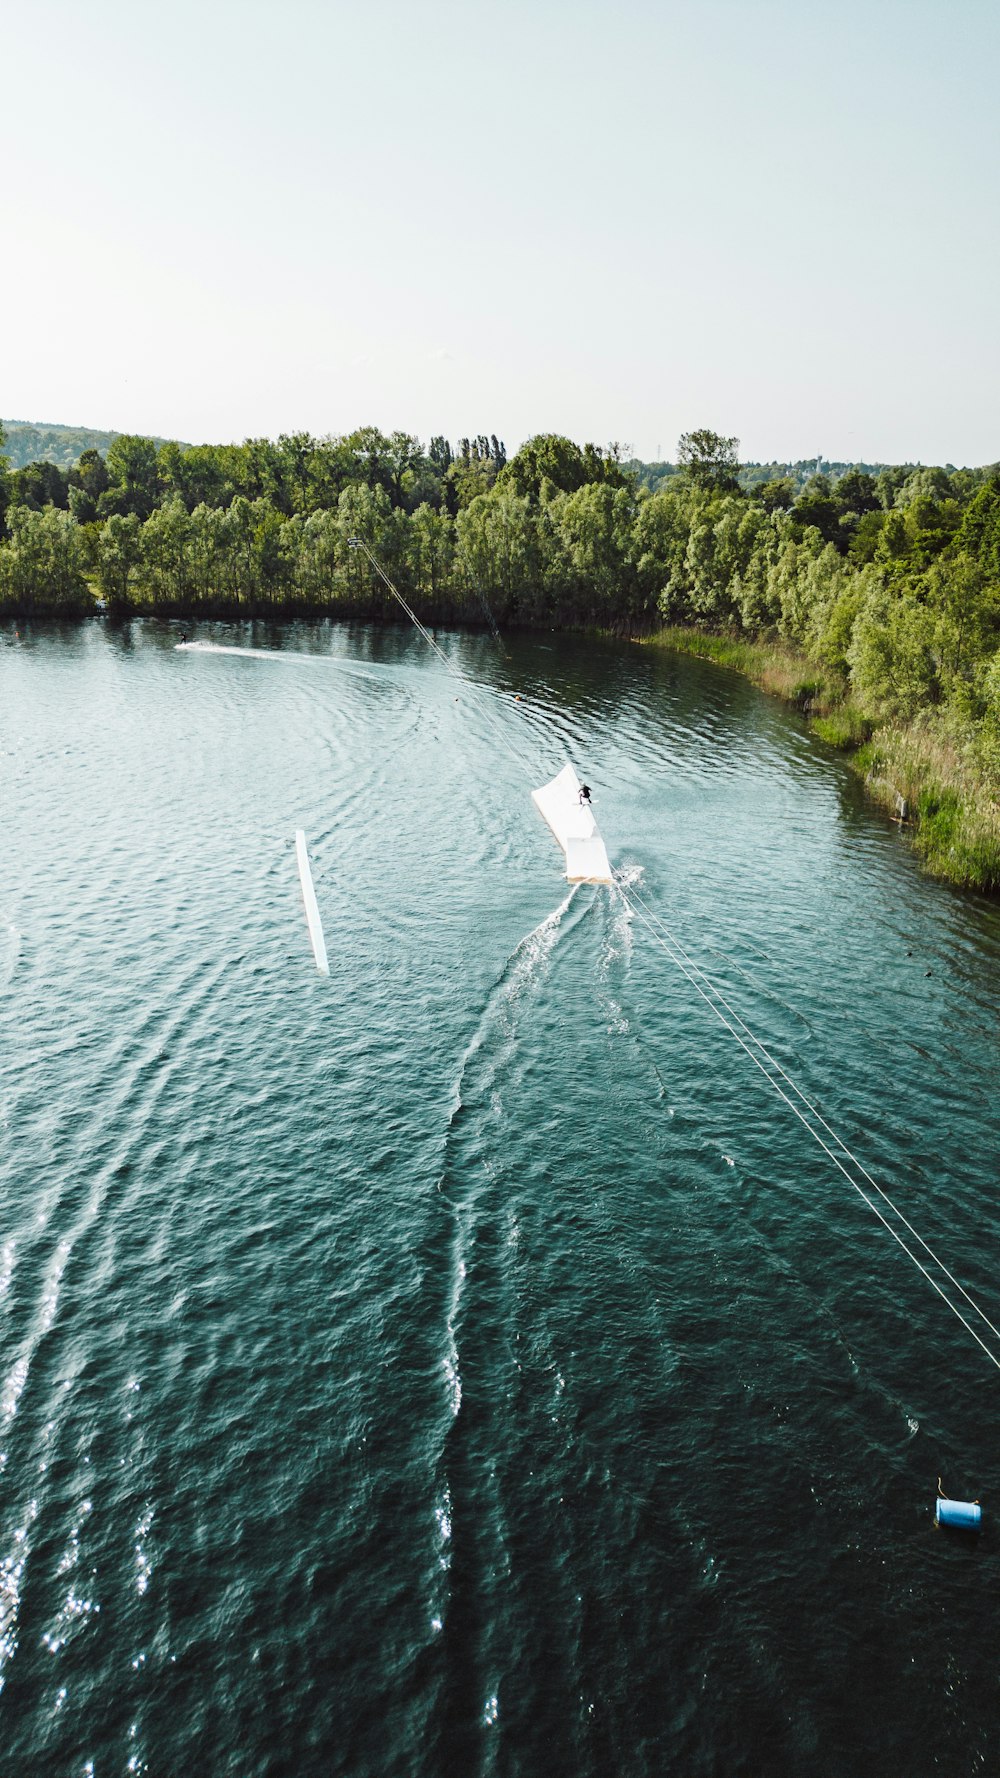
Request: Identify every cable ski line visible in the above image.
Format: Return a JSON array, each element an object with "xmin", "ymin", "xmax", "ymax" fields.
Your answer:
[
  {"xmin": 348, "ymin": 539, "xmax": 1000, "ymax": 1382},
  {"xmin": 619, "ymin": 877, "xmax": 1000, "ymax": 1354},
  {"xmin": 347, "ymin": 537, "xmax": 539, "ymax": 782},
  {"xmin": 348, "ymin": 537, "xmax": 458, "ymax": 676},
  {"xmin": 616, "ymin": 880, "xmax": 1000, "ymax": 1376}
]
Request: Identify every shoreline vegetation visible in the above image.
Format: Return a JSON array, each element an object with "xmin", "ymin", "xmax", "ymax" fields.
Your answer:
[
  {"xmin": 649, "ymin": 627, "xmax": 1000, "ymax": 893},
  {"xmin": 3, "ymin": 421, "xmax": 1000, "ymax": 894}
]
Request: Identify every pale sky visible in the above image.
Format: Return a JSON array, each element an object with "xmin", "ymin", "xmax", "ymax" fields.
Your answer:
[{"xmin": 2, "ymin": 0, "xmax": 997, "ymax": 464}]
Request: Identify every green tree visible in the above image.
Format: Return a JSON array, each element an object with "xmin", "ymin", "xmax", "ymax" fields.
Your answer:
[
  {"xmin": 429, "ymin": 436, "xmax": 453, "ymax": 476},
  {"xmin": 683, "ymin": 514, "xmax": 725, "ymax": 621},
  {"xmin": 556, "ymin": 482, "xmax": 636, "ymax": 618},
  {"xmin": 0, "ymin": 421, "xmax": 9, "ymax": 533},
  {"xmin": 234, "ymin": 438, "xmax": 279, "ymax": 503},
  {"xmin": 977, "ymin": 646, "xmax": 1000, "ymax": 786},
  {"xmin": 219, "ymin": 497, "xmax": 292, "ymax": 606},
  {"xmin": 344, "ymin": 428, "xmax": 396, "ymax": 501},
  {"xmin": 272, "ymin": 432, "xmax": 317, "ymax": 515},
  {"xmin": 928, "ymin": 553, "xmax": 1000, "ymax": 688},
  {"xmin": 848, "ymin": 509, "xmax": 886, "ymax": 564},
  {"xmin": 499, "ymin": 434, "xmax": 588, "ymax": 499},
  {"xmin": 903, "ymin": 495, "xmax": 962, "ymax": 564},
  {"xmin": 674, "ymin": 493, "xmax": 762, "ymax": 625},
  {"xmin": 336, "ymin": 484, "xmax": 394, "ymax": 607},
  {"xmin": 955, "ymin": 477, "xmax": 1000, "ymax": 579},
  {"xmin": 849, "ymin": 588, "xmax": 939, "ymax": 715},
  {"xmin": 253, "ymin": 501, "xmax": 289, "ymax": 601},
  {"xmin": 447, "ymin": 454, "xmax": 496, "ymax": 510},
  {"xmin": 810, "ymin": 563, "xmax": 870, "ymax": 676},
  {"xmin": 96, "ymin": 513, "xmax": 143, "ymax": 612},
  {"xmin": 68, "ymin": 448, "xmax": 111, "ymax": 524},
  {"xmin": 791, "ymin": 475, "xmax": 844, "ymax": 548},
  {"xmin": 409, "ymin": 503, "xmax": 455, "ymax": 604},
  {"xmin": 158, "ymin": 442, "xmax": 232, "ymax": 512},
  {"xmin": 875, "ymin": 509, "xmax": 910, "ymax": 566},
  {"xmin": 287, "ymin": 508, "xmax": 342, "ymax": 607},
  {"xmin": 756, "ymin": 477, "xmax": 795, "ymax": 512},
  {"xmin": 457, "ymin": 488, "xmax": 538, "ymax": 618},
  {"xmin": 187, "ymin": 503, "xmax": 235, "ymax": 608},
  {"xmin": 633, "ymin": 486, "xmax": 694, "ymax": 619},
  {"xmin": 9, "ymin": 460, "xmax": 71, "ymax": 511},
  {"xmin": 896, "ymin": 466, "xmax": 954, "ymax": 508},
  {"xmin": 0, "ymin": 506, "xmax": 89, "ymax": 616},
  {"xmin": 101, "ymin": 435, "xmax": 161, "ymax": 519},
  {"xmin": 304, "ymin": 436, "xmax": 354, "ymax": 512},
  {"xmin": 677, "ymin": 429, "xmax": 741, "ymax": 495},
  {"xmin": 141, "ymin": 497, "xmax": 192, "ymax": 608},
  {"xmin": 384, "ymin": 432, "xmax": 423, "ymax": 507},
  {"xmin": 834, "ymin": 467, "xmax": 881, "ymax": 514},
  {"xmin": 581, "ymin": 442, "xmax": 632, "ymax": 489},
  {"xmin": 734, "ymin": 510, "xmax": 789, "ymax": 631}
]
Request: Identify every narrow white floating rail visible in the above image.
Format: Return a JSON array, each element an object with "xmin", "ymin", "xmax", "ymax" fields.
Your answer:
[
  {"xmin": 532, "ymin": 763, "xmax": 613, "ymax": 884},
  {"xmin": 295, "ymin": 830, "xmax": 330, "ymax": 975}
]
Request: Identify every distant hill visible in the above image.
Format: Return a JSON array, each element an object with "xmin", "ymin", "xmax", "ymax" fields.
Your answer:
[{"xmin": 1, "ymin": 419, "xmax": 189, "ymax": 470}]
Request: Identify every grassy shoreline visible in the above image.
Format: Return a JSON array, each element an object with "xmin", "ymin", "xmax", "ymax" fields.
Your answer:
[{"xmin": 644, "ymin": 627, "xmax": 1000, "ymax": 895}]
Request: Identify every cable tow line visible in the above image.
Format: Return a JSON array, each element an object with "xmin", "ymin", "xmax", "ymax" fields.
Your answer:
[
  {"xmin": 623, "ymin": 877, "xmax": 1000, "ymax": 1351},
  {"xmin": 346, "ymin": 537, "xmax": 536, "ymax": 780},
  {"xmin": 615, "ymin": 877, "xmax": 1000, "ymax": 1376}
]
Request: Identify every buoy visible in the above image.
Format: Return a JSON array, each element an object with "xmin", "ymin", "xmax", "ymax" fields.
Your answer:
[{"xmin": 935, "ymin": 1493, "xmax": 982, "ymax": 1531}]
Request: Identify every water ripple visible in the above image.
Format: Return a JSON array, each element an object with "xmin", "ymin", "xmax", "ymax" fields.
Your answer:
[{"xmin": 1, "ymin": 621, "xmax": 1000, "ymax": 1776}]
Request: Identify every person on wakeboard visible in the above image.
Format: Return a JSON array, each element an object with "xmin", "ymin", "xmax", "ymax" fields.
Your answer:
[{"xmin": 579, "ymin": 783, "xmax": 592, "ymax": 807}]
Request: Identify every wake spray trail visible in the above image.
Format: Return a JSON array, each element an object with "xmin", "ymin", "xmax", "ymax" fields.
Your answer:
[
  {"xmin": 435, "ymin": 885, "xmax": 580, "ymax": 1422},
  {"xmin": 425, "ymin": 886, "xmax": 591, "ymax": 1759}
]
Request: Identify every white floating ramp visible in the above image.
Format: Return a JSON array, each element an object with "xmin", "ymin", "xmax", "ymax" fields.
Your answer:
[
  {"xmin": 532, "ymin": 764, "xmax": 613, "ymax": 884},
  {"xmin": 295, "ymin": 830, "xmax": 330, "ymax": 974}
]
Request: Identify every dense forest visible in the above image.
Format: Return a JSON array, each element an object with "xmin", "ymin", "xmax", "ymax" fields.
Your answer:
[{"xmin": 3, "ymin": 419, "xmax": 1000, "ymax": 884}]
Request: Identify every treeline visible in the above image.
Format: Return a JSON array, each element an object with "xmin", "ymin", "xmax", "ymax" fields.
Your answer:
[
  {"xmin": 3, "ymin": 420, "xmax": 1000, "ymax": 777},
  {"xmin": 0, "ymin": 427, "xmax": 511, "ymax": 526},
  {"xmin": 0, "ymin": 425, "xmax": 635, "ymax": 624}
]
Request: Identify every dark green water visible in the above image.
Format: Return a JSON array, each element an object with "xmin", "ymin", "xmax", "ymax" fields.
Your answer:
[{"xmin": 2, "ymin": 620, "xmax": 1000, "ymax": 1777}]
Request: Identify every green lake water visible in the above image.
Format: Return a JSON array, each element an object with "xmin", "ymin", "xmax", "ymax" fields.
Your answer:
[{"xmin": 2, "ymin": 619, "xmax": 1000, "ymax": 1776}]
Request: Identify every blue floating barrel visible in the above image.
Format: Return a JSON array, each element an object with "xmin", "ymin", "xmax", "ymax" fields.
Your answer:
[{"xmin": 936, "ymin": 1496, "xmax": 982, "ymax": 1531}]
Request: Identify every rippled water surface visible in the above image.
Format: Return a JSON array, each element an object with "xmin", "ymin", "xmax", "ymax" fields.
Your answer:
[{"xmin": 2, "ymin": 619, "xmax": 1000, "ymax": 1777}]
